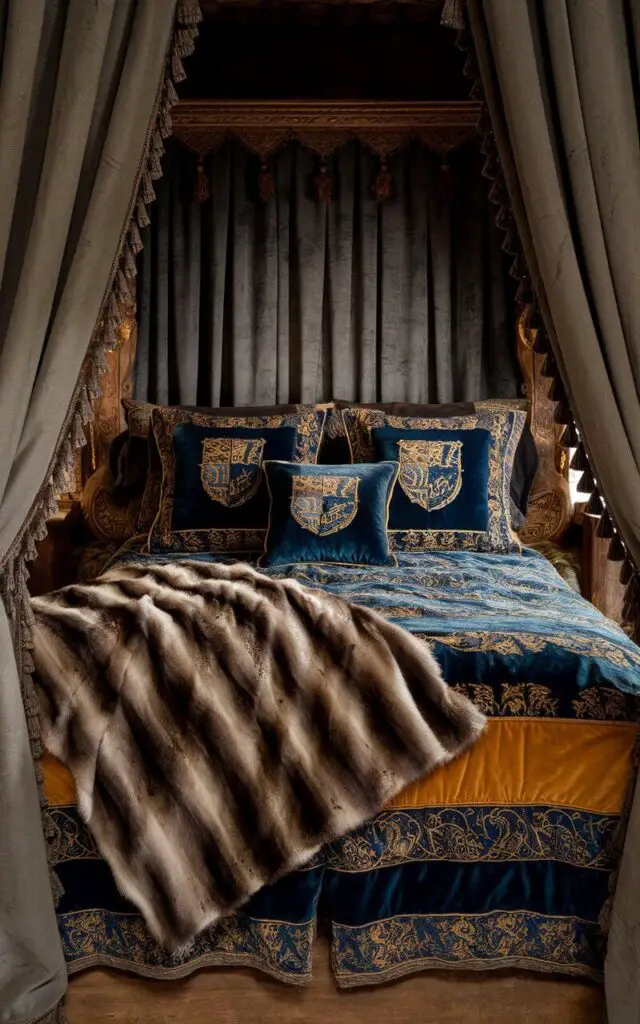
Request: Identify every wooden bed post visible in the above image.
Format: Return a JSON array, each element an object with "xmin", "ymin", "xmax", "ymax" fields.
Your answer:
[{"xmin": 517, "ymin": 310, "xmax": 572, "ymax": 544}]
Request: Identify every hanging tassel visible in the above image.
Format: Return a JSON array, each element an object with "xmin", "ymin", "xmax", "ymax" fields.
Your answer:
[
  {"xmin": 564, "ymin": 420, "xmax": 580, "ymax": 447},
  {"xmin": 372, "ymin": 158, "xmax": 392, "ymax": 202},
  {"xmin": 258, "ymin": 160, "xmax": 275, "ymax": 202},
  {"xmin": 440, "ymin": 0, "xmax": 465, "ymax": 30},
  {"xmin": 194, "ymin": 158, "xmax": 210, "ymax": 203},
  {"xmin": 177, "ymin": 0, "xmax": 203, "ymax": 24},
  {"xmin": 547, "ymin": 376, "xmax": 565, "ymax": 402},
  {"xmin": 436, "ymin": 159, "xmax": 454, "ymax": 205},
  {"xmin": 596, "ymin": 512, "xmax": 614, "ymax": 539},
  {"xmin": 313, "ymin": 160, "xmax": 333, "ymax": 204},
  {"xmin": 577, "ymin": 468, "xmax": 595, "ymax": 494},
  {"xmin": 620, "ymin": 559, "xmax": 634, "ymax": 586},
  {"xmin": 608, "ymin": 532, "xmax": 626, "ymax": 562},
  {"xmin": 585, "ymin": 491, "xmax": 604, "ymax": 516},
  {"xmin": 554, "ymin": 398, "xmax": 571, "ymax": 426}
]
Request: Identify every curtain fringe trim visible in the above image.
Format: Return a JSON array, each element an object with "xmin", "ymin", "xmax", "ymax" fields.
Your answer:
[
  {"xmin": 457, "ymin": 7, "xmax": 640, "ymax": 642},
  {"xmin": 459, "ymin": 0, "xmax": 640, "ymax": 946},
  {"xmin": 0, "ymin": 1, "xmax": 202, "ymax": 911}
]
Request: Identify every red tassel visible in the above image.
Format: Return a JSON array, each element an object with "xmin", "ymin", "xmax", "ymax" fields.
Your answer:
[
  {"xmin": 194, "ymin": 159, "xmax": 210, "ymax": 203},
  {"xmin": 372, "ymin": 159, "xmax": 392, "ymax": 202},
  {"xmin": 436, "ymin": 160, "xmax": 454, "ymax": 205},
  {"xmin": 314, "ymin": 161, "xmax": 332, "ymax": 204},
  {"xmin": 258, "ymin": 161, "xmax": 275, "ymax": 202}
]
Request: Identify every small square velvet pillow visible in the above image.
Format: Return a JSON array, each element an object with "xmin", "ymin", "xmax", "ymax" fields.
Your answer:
[{"xmin": 260, "ymin": 461, "xmax": 399, "ymax": 568}]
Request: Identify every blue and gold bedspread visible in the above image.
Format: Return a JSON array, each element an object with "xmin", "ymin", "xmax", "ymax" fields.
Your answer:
[{"xmin": 44, "ymin": 547, "xmax": 640, "ymax": 984}]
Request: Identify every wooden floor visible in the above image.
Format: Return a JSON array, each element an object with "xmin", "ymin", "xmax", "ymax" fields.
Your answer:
[{"xmin": 67, "ymin": 937, "xmax": 604, "ymax": 1023}]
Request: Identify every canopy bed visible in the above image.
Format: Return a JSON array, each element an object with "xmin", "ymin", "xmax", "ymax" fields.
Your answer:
[{"xmin": 2, "ymin": 4, "xmax": 640, "ymax": 1024}]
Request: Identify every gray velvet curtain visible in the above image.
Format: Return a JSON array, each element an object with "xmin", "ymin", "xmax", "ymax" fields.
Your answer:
[
  {"xmin": 135, "ymin": 139, "xmax": 519, "ymax": 406},
  {"xmin": 466, "ymin": 2, "xmax": 640, "ymax": 1021},
  {"xmin": 0, "ymin": 3, "xmax": 182, "ymax": 1021}
]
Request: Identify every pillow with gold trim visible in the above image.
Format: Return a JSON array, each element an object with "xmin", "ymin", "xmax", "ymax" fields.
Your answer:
[
  {"xmin": 260, "ymin": 461, "xmax": 399, "ymax": 568},
  {"xmin": 343, "ymin": 407, "xmax": 526, "ymax": 553},
  {"xmin": 148, "ymin": 407, "xmax": 326, "ymax": 554}
]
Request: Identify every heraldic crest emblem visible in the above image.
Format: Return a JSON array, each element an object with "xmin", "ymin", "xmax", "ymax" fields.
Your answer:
[
  {"xmin": 291, "ymin": 475, "xmax": 359, "ymax": 536},
  {"xmin": 200, "ymin": 437, "xmax": 266, "ymax": 508},
  {"xmin": 397, "ymin": 439, "xmax": 463, "ymax": 511}
]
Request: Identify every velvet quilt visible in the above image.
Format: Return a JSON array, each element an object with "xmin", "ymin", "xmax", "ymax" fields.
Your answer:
[{"xmin": 42, "ymin": 547, "xmax": 640, "ymax": 985}]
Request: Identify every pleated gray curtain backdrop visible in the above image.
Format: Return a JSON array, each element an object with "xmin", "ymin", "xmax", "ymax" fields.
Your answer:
[{"xmin": 135, "ymin": 139, "xmax": 519, "ymax": 407}]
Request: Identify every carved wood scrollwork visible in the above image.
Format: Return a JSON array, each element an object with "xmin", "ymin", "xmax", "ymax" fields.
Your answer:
[
  {"xmin": 172, "ymin": 100, "xmax": 482, "ymax": 159},
  {"xmin": 517, "ymin": 310, "xmax": 572, "ymax": 544}
]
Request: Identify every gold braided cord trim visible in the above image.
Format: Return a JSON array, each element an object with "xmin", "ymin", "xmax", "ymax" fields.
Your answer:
[{"xmin": 0, "ymin": 1, "xmax": 202, "ymax": 910}]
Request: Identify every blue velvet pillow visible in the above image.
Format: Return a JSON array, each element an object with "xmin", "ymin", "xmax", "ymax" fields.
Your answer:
[
  {"xmin": 343, "ymin": 407, "xmax": 525, "ymax": 553},
  {"xmin": 372, "ymin": 426, "xmax": 491, "ymax": 534},
  {"xmin": 260, "ymin": 461, "xmax": 399, "ymax": 567},
  {"xmin": 149, "ymin": 407, "xmax": 326, "ymax": 553}
]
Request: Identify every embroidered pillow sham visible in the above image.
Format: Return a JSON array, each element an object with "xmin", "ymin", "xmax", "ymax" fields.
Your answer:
[
  {"xmin": 331, "ymin": 399, "xmax": 536, "ymax": 531},
  {"xmin": 148, "ymin": 407, "xmax": 326, "ymax": 554},
  {"xmin": 342, "ymin": 407, "xmax": 526, "ymax": 553},
  {"xmin": 260, "ymin": 461, "xmax": 399, "ymax": 568}
]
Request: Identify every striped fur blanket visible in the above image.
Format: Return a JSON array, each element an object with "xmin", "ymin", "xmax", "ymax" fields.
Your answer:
[{"xmin": 31, "ymin": 560, "xmax": 485, "ymax": 950}]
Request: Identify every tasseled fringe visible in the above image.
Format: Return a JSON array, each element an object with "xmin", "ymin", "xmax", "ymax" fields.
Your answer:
[
  {"xmin": 570, "ymin": 443, "xmax": 588, "ymax": 472},
  {"xmin": 440, "ymin": 0, "xmax": 465, "ymax": 31},
  {"xmin": 608, "ymin": 532, "xmax": 626, "ymax": 562},
  {"xmin": 596, "ymin": 512, "xmax": 614, "ymax": 539},
  {"xmin": 258, "ymin": 160, "xmax": 275, "ymax": 202},
  {"xmin": 194, "ymin": 158, "xmax": 210, "ymax": 203},
  {"xmin": 313, "ymin": 160, "xmax": 333, "ymax": 204},
  {"xmin": 0, "ymin": 0, "xmax": 202, "ymax": 913},
  {"xmin": 372, "ymin": 158, "xmax": 392, "ymax": 202},
  {"xmin": 577, "ymin": 468, "xmax": 595, "ymax": 494}
]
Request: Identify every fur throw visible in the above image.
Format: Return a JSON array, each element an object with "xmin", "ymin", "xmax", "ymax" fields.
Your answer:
[{"xmin": 31, "ymin": 560, "xmax": 485, "ymax": 950}]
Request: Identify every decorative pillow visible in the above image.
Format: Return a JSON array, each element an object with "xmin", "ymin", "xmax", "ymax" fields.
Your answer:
[
  {"xmin": 122, "ymin": 399, "xmax": 332, "ymax": 533},
  {"xmin": 148, "ymin": 407, "xmax": 326, "ymax": 554},
  {"xmin": 260, "ymin": 461, "xmax": 399, "ymax": 568},
  {"xmin": 343, "ymin": 407, "xmax": 526, "ymax": 552},
  {"xmin": 332, "ymin": 399, "xmax": 537, "ymax": 530}
]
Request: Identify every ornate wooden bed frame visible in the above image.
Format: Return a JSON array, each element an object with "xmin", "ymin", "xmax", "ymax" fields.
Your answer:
[{"xmin": 74, "ymin": 99, "xmax": 572, "ymax": 547}]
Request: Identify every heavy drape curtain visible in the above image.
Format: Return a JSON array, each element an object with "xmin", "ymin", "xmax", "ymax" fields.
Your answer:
[
  {"xmin": 134, "ymin": 139, "xmax": 519, "ymax": 406},
  {"xmin": 466, "ymin": 2, "xmax": 640, "ymax": 1021},
  {"xmin": 0, "ymin": 3, "xmax": 182, "ymax": 1022}
]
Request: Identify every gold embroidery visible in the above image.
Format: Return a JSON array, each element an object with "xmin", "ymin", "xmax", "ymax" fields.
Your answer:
[
  {"xmin": 573, "ymin": 687, "xmax": 640, "ymax": 722},
  {"xmin": 342, "ymin": 408, "xmax": 524, "ymax": 553},
  {"xmin": 149, "ymin": 407, "xmax": 325, "ymax": 551},
  {"xmin": 327, "ymin": 805, "xmax": 616, "ymax": 872},
  {"xmin": 415, "ymin": 630, "xmax": 640, "ymax": 669},
  {"xmin": 59, "ymin": 909, "xmax": 313, "ymax": 979},
  {"xmin": 200, "ymin": 437, "xmax": 265, "ymax": 508},
  {"xmin": 332, "ymin": 912, "xmax": 601, "ymax": 983},
  {"xmin": 451, "ymin": 683, "xmax": 559, "ymax": 717},
  {"xmin": 397, "ymin": 439, "xmax": 463, "ymax": 511},
  {"xmin": 291, "ymin": 475, "xmax": 359, "ymax": 536}
]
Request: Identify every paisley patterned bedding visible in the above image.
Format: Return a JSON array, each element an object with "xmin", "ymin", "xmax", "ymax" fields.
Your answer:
[{"xmin": 43, "ymin": 547, "xmax": 640, "ymax": 984}]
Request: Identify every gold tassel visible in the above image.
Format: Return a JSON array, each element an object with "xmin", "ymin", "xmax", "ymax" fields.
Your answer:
[{"xmin": 194, "ymin": 159, "xmax": 210, "ymax": 203}]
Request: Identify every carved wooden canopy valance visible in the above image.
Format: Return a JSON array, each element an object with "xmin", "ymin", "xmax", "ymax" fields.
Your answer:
[{"xmin": 172, "ymin": 99, "xmax": 481, "ymax": 201}]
